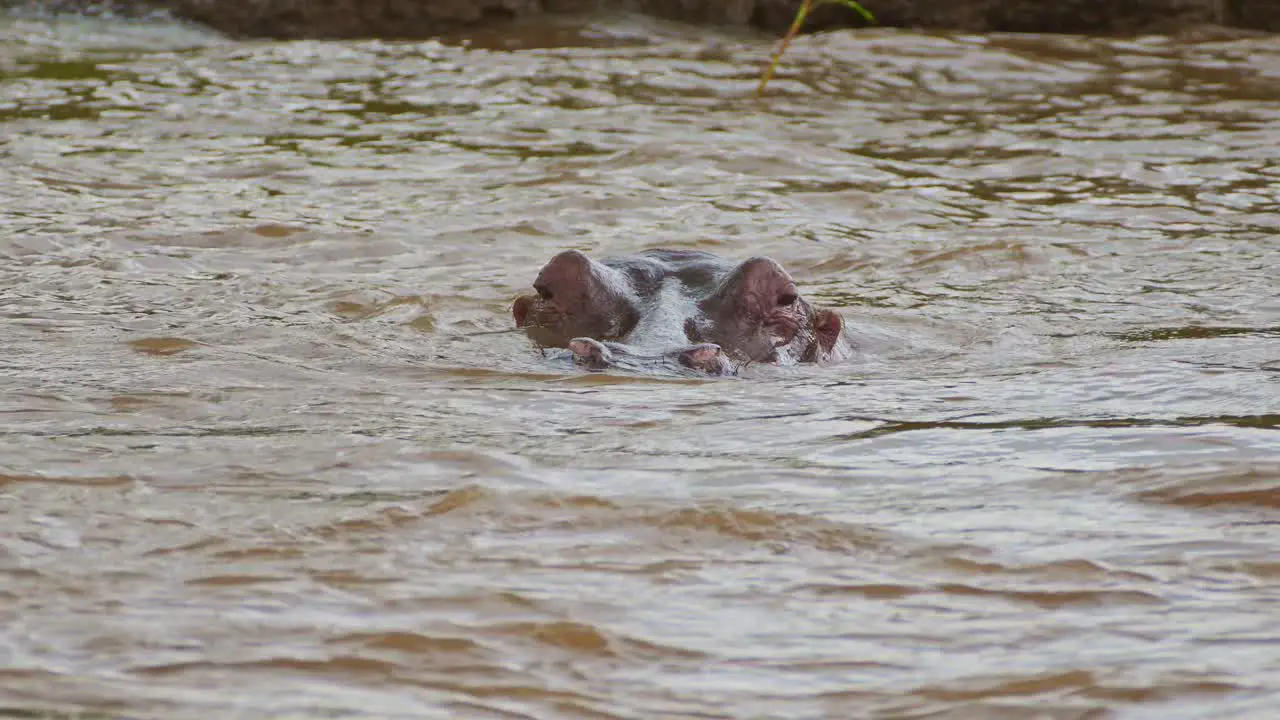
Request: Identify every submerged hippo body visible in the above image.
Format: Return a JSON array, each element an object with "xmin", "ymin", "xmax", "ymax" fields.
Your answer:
[{"xmin": 513, "ymin": 249, "xmax": 849, "ymax": 376}]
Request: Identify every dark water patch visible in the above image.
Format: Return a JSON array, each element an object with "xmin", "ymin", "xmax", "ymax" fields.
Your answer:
[
  {"xmin": 835, "ymin": 414, "xmax": 1280, "ymax": 440},
  {"xmin": 0, "ymin": 472, "xmax": 135, "ymax": 488},
  {"xmin": 937, "ymin": 557, "xmax": 1158, "ymax": 583},
  {"xmin": 328, "ymin": 631, "xmax": 487, "ymax": 656},
  {"xmin": 131, "ymin": 655, "xmax": 401, "ymax": 678},
  {"xmin": 184, "ymin": 573, "xmax": 292, "ymax": 587},
  {"xmin": 1112, "ymin": 325, "xmax": 1280, "ymax": 342},
  {"xmin": 127, "ymin": 337, "xmax": 197, "ymax": 355},
  {"xmin": 1125, "ymin": 464, "xmax": 1280, "ymax": 510},
  {"xmin": 14, "ymin": 58, "xmax": 109, "ymax": 81},
  {"xmin": 934, "ymin": 583, "xmax": 1164, "ymax": 609}
]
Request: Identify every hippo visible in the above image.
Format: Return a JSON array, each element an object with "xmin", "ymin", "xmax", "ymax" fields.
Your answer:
[{"xmin": 512, "ymin": 249, "xmax": 849, "ymax": 376}]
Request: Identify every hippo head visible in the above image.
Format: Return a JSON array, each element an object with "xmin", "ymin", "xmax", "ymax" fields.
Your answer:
[
  {"xmin": 690, "ymin": 257, "xmax": 846, "ymax": 365},
  {"xmin": 511, "ymin": 250, "xmax": 639, "ymax": 349},
  {"xmin": 513, "ymin": 248, "xmax": 848, "ymax": 376}
]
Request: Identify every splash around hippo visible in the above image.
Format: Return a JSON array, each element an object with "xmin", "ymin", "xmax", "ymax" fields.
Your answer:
[{"xmin": 512, "ymin": 249, "xmax": 849, "ymax": 376}]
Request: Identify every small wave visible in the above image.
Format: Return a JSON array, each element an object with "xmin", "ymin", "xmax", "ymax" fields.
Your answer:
[{"xmin": 1123, "ymin": 463, "xmax": 1280, "ymax": 509}]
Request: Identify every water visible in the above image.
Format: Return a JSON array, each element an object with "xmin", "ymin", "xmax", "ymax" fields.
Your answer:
[{"xmin": 2, "ymin": 11, "xmax": 1278, "ymax": 719}]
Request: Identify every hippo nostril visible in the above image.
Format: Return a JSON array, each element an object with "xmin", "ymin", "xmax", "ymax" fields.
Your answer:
[
  {"xmin": 534, "ymin": 283, "xmax": 553, "ymax": 301},
  {"xmin": 777, "ymin": 292, "xmax": 797, "ymax": 307}
]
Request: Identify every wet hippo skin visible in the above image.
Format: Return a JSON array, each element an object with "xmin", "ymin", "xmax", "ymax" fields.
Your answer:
[{"xmin": 512, "ymin": 249, "xmax": 849, "ymax": 375}]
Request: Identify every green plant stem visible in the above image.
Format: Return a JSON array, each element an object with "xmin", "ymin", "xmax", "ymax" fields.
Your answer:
[
  {"xmin": 756, "ymin": 0, "xmax": 875, "ymax": 97},
  {"xmin": 756, "ymin": 0, "xmax": 814, "ymax": 98}
]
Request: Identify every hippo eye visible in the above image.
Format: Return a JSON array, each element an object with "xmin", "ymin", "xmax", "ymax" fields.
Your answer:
[
  {"xmin": 777, "ymin": 292, "xmax": 798, "ymax": 307},
  {"xmin": 534, "ymin": 283, "xmax": 553, "ymax": 300}
]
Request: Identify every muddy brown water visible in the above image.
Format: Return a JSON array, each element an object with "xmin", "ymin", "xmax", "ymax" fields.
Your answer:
[{"xmin": 2, "ymin": 10, "xmax": 1279, "ymax": 719}]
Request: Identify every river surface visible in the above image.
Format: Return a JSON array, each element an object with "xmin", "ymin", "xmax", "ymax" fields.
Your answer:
[{"xmin": 2, "ymin": 9, "xmax": 1279, "ymax": 719}]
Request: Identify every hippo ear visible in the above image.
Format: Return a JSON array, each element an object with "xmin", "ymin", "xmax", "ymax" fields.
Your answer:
[
  {"xmin": 568, "ymin": 337, "xmax": 614, "ymax": 370},
  {"xmin": 813, "ymin": 309, "xmax": 843, "ymax": 353},
  {"xmin": 716, "ymin": 257, "xmax": 798, "ymax": 313},
  {"xmin": 512, "ymin": 295, "xmax": 534, "ymax": 327},
  {"xmin": 534, "ymin": 250, "xmax": 598, "ymax": 309}
]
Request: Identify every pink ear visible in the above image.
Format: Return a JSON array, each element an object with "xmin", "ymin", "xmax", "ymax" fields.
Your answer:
[
  {"xmin": 722, "ymin": 257, "xmax": 797, "ymax": 312},
  {"xmin": 813, "ymin": 309, "xmax": 843, "ymax": 352},
  {"xmin": 512, "ymin": 295, "xmax": 534, "ymax": 327},
  {"xmin": 737, "ymin": 257, "xmax": 793, "ymax": 292},
  {"xmin": 535, "ymin": 250, "xmax": 595, "ymax": 303}
]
